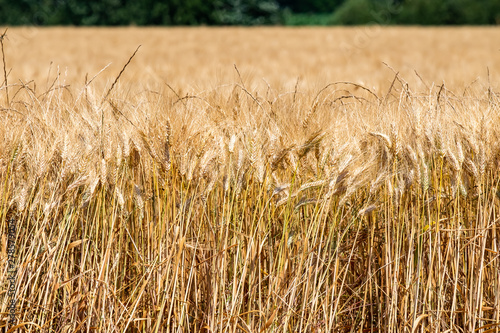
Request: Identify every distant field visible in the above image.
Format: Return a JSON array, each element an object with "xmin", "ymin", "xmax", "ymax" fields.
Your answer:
[
  {"xmin": 4, "ymin": 26, "xmax": 500, "ymax": 89},
  {"xmin": 1, "ymin": 27, "xmax": 500, "ymax": 332}
]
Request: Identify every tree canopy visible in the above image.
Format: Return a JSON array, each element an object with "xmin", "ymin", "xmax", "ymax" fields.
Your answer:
[{"xmin": 0, "ymin": 0, "xmax": 499, "ymax": 26}]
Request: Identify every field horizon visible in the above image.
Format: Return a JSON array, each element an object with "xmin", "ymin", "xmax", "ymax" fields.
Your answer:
[
  {"xmin": 3, "ymin": 26, "xmax": 500, "ymax": 89},
  {"xmin": 1, "ymin": 27, "xmax": 500, "ymax": 332}
]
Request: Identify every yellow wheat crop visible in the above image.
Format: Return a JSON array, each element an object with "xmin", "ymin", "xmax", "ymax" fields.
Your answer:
[{"xmin": 1, "ymin": 27, "xmax": 500, "ymax": 332}]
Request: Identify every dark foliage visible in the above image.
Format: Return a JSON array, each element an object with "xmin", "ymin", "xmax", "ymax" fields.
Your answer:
[{"xmin": 0, "ymin": 0, "xmax": 499, "ymax": 25}]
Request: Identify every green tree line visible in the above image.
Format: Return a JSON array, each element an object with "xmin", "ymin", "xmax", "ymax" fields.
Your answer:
[{"xmin": 0, "ymin": 0, "xmax": 499, "ymax": 26}]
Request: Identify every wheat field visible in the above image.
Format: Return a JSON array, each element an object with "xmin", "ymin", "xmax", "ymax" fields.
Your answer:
[{"xmin": 1, "ymin": 27, "xmax": 500, "ymax": 332}]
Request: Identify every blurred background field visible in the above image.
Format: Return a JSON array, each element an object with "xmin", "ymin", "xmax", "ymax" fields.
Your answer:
[{"xmin": 4, "ymin": 26, "xmax": 500, "ymax": 91}]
